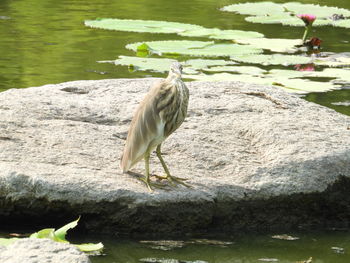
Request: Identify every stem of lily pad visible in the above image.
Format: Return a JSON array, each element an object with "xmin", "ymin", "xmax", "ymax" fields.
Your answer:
[{"xmin": 302, "ymin": 25, "xmax": 311, "ymax": 43}]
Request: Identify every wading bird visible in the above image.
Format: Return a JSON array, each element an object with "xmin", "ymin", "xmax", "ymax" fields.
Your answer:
[{"xmin": 120, "ymin": 62, "xmax": 190, "ymax": 191}]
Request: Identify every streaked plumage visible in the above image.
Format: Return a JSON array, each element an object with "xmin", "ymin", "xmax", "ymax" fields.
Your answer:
[{"xmin": 120, "ymin": 62, "xmax": 189, "ymax": 191}]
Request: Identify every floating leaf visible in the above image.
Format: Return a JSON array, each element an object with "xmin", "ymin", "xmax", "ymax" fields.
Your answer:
[
  {"xmin": 185, "ymin": 72, "xmax": 340, "ymax": 94},
  {"xmin": 231, "ymin": 54, "xmax": 312, "ymax": 66},
  {"xmin": 245, "ymin": 15, "xmax": 331, "ymax": 27},
  {"xmin": 333, "ymin": 19, "xmax": 350, "ymax": 28},
  {"xmin": 185, "ymin": 59, "xmax": 236, "ymax": 70},
  {"xmin": 179, "ymin": 28, "xmax": 263, "ymax": 40},
  {"xmin": 184, "ymin": 73, "xmax": 270, "ymax": 86},
  {"xmin": 84, "ymin": 18, "xmax": 204, "ymax": 34},
  {"xmin": 283, "ymin": 2, "xmax": 350, "ymax": 18},
  {"xmin": 101, "ymin": 56, "xmax": 198, "ymax": 74},
  {"xmin": 245, "ymin": 14, "xmax": 303, "ymax": 26},
  {"xmin": 204, "ymin": 65, "xmax": 266, "ymax": 75},
  {"xmin": 221, "ymin": 2, "xmax": 350, "ymax": 28},
  {"xmin": 75, "ymin": 242, "xmax": 104, "ymax": 252},
  {"xmin": 110, "ymin": 56, "xmax": 176, "ymax": 73},
  {"xmin": 269, "ymin": 68, "xmax": 350, "ymax": 83},
  {"xmin": 84, "ymin": 18, "xmax": 264, "ymax": 39},
  {"xmin": 221, "ymin": 2, "xmax": 285, "ymax": 16},
  {"xmin": 314, "ymin": 56, "xmax": 350, "ymax": 67},
  {"xmin": 236, "ymin": 38, "xmax": 302, "ymax": 53},
  {"xmin": 271, "ymin": 78, "xmax": 340, "ymax": 93},
  {"xmin": 126, "ymin": 41, "xmax": 263, "ymax": 57}
]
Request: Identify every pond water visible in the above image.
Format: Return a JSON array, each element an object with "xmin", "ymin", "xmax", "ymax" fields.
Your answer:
[
  {"xmin": 0, "ymin": 0, "xmax": 349, "ymax": 115},
  {"xmin": 1, "ymin": 0, "xmax": 350, "ymax": 261},
  {"xmin": 80, "ymin": 231, "xmax": 350, "ymax": 263}
]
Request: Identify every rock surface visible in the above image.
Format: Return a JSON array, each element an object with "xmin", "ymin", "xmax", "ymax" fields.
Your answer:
[
  {"xmin": 0, "ymin": 79, "xmax": 349, "ymax": 235},
  {"xmin": 0, "ymin": 238, "xmax": 90, "ymax": 263}
]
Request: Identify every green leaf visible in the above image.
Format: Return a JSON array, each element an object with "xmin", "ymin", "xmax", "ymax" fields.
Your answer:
[
  {"xmin": 283, "ymin": 2, "xmax": 350, "ymax": 18},
  {"xmin": 84, "ymin": 18, "xmax": 264, "ymax": 39},
  {"xmin": 179, "ymin": 28, "xmax": 263, "ymax": 40},
  {"xmin": 245, "ymin": 15, "xmax": 332, "ymax": 27},
  {"xmin": 221, "ymin": 2, "xmax": 350, "ymax": 27},
  {"xmin": 30, "ymin": 228, "xmax": 56, "ymax": 239},
  {"xmin": 332, "ymin": 19, "xmax": 350, "ymax": 28},
  {"xmin": 268, "ymin": 68, "xmax": 350, "ymax": 83},
  {"xmin": 236, "ymin": 38, "xmax": 302, "ymax": 53},
  {"xmin": 221, "ymin": 2, "xmax": 285, "ymax": 16},
  {"xmin": 231, "ymin": 54, "xmax": 312, "ymax": 66},
  {"xmin": 204, "ymin": 65, "xmax": 266, "ymax": 75},
  {"xmin": 54, "ymin": 216, "xmax": 80, "ymax": 242},
  {"xmin": 74, "ymin": 242, "xmax": 104, "ymax": 252},
  {"xmin": 0, "ymin": 238, "xmax": 19, "ymax": 246},
  {"xmin": 185, "ymin": 59, "xmax": 237, "ymax": 70},
  {"xmin": 314, "ymin": 56, "xmax": 350, "ymax": 67},
  {"xmin": 111, "ymin": 56, "xmax": 176, "ymax": 73},
  {"xmin": 84, "ymin": 18, "xmax": 204, "ymax": 34},
  {"xmin": 126, "ymin": 40, "xmax": 263, "ymax": 57},
  {"xmin": 185, "ymin": 72, "xmax": 340, "ymax": 93}
]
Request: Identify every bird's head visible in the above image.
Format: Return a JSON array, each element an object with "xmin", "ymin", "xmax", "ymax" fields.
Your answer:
[{"xmin": 169, "ymin": 62, "xmax": 183, "ymax": 78}]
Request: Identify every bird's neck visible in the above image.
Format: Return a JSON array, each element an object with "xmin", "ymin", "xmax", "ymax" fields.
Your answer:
[{"xmin": 166, "ymin": 73, "xmax": 182, "ymax": 85}]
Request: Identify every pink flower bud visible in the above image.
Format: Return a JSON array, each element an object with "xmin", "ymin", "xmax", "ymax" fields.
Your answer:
[{"xmin": 297, "ymin": 14, "xmax": 316, "ymax": 26}]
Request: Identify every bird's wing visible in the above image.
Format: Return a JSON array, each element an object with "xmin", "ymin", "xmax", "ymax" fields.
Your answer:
[{"xmin": 120, "ymin": 80, "xmax": 174, "ymax": 172}]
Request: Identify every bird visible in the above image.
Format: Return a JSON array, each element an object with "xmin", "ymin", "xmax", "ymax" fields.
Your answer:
[{"xmin": 120, "ymin": 62, "xmax": 190, "ymax": 191}]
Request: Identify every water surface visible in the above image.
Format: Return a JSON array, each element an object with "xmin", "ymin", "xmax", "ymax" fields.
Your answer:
[
  {"xmin": 0, "ymin": 0, "xmax": 349, "ymax": 115},
  {"xmin": 85, "ymin": 231, "xmax": 350, "ymax": 263}
]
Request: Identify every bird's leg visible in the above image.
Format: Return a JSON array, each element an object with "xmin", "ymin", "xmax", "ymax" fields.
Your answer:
[
  {"xmin": 143, "ymin": 152, "xmax": 153, "ymax": 192},
  {"xmin": 137, "ymin": 152, "xmax": 167, "ymax": 192},
  {"xmin": 154, "ymin": 144, "xmax": 191, "ymax": 188}
]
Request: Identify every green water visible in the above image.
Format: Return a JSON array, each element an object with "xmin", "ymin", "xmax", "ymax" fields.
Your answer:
[
  {"xmin": 0, "ymin": 0, "xmax": 349, "ymax": 115},
  {"xmin": 82, "ymin": 232, "xmax": 350, "ymax": 263},
  {"xmin": 1, "ymin": 0, "xmax": 350, "ymax": 261}
]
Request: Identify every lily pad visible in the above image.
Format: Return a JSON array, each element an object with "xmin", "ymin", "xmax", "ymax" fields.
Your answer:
[
  {"xmin": 220, "ymin": 2, "xmax": 285, "ymax": 16},
  {"xmin": 314, "ymin": 56, "xmax": 350, "ymax": 67},
  {"xmin": 185, "ymin": 72, "xmax": 340, "ymax": 94},
  {"xmin": 236, "ymin": 38, "xmax": 302, "ymax": 53},
  {"xmin": 269, "ymin": 68, "xmax": 350, "ymax": 83},
  {"xmin": 204, "ymin": 65, "xmax": 266, "ymax": 75},
  {"xmin": 110, "ymin": 56, "xmax": 176, "ymax": 73},
  {"xmin": 179, "ymin": 28, "xmax": 263, "ymax": 40},
  {"xmin": 126, "ymin": 41, "xmax": 263, "ymax": 57},
  {"xmin": 185, "ymin": 59, "xmax": 237, "ymax": 70},
  {"xmin": 245, "ymin": 15, "xmax": 332, "ymax": 27},
  {"xmin": 333, "ymin": 19, "xmax": 350, "ymax": 28},
  {"xmin": 231, "ymin": 54, "xmax": 312, "ymax": 66},
  {"xmin": 84, "ymin": 18, "xmax": 204, "ymax": 34},
  {"xmin": 283, "ymin": 2, "xmax": 350, "ymax": 18},
  {"xmin": 85, "ymin": 18, "xmax": 264, "ymax": 40},
  {"xmin": 221, "ymin": 2, "xmax": 350, "ymax": 28}
]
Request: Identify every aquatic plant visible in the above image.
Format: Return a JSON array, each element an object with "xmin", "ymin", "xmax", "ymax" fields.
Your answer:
[
  {"xmin": 0, "ymin": 217, "xmax": 103, "ymax": 254},
  {"xmin": 297, "ymin": 14, "xmax": 316, "ymax": 42}
]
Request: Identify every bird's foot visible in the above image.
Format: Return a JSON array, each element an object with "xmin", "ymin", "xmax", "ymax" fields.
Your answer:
[
  {"xmin": 137, "ymin": 177, "xmax": 168, "ymax": 192},
  {"xmin": 152, "ymin": 174, "xmax": 191, "ymax": 188}
]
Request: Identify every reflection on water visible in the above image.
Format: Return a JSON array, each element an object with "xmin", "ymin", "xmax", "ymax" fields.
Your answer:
[
  {"xmin": 0, "ymin": 0, "xmax": 349, "ymax": 116},
  {"xmin": 84, "ymin": 231, "xmax": 350, "ymax": 263}
]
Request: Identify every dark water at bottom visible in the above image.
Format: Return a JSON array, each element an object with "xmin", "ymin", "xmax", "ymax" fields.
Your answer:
[{"xmin": 77, "ymin": 231, "xmax": 350, "ymax": 263}]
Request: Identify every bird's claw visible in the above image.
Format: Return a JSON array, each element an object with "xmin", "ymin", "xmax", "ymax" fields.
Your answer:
[
  {"xmin": 137, "ymin": 177, "xmax": 168, "ymax": 192},
  {"xmin": 152, "ymin": 174, "xmax": 192, "ymax": 188}
]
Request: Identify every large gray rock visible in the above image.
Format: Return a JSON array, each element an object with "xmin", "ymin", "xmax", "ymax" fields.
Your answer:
[
  {"xmin": 0, "ymin": 238, "xmax": 90, "ymax": 263},
  {"xmin": 0, "ymin": 79, "xmax": 349, "ymax": 234}
]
